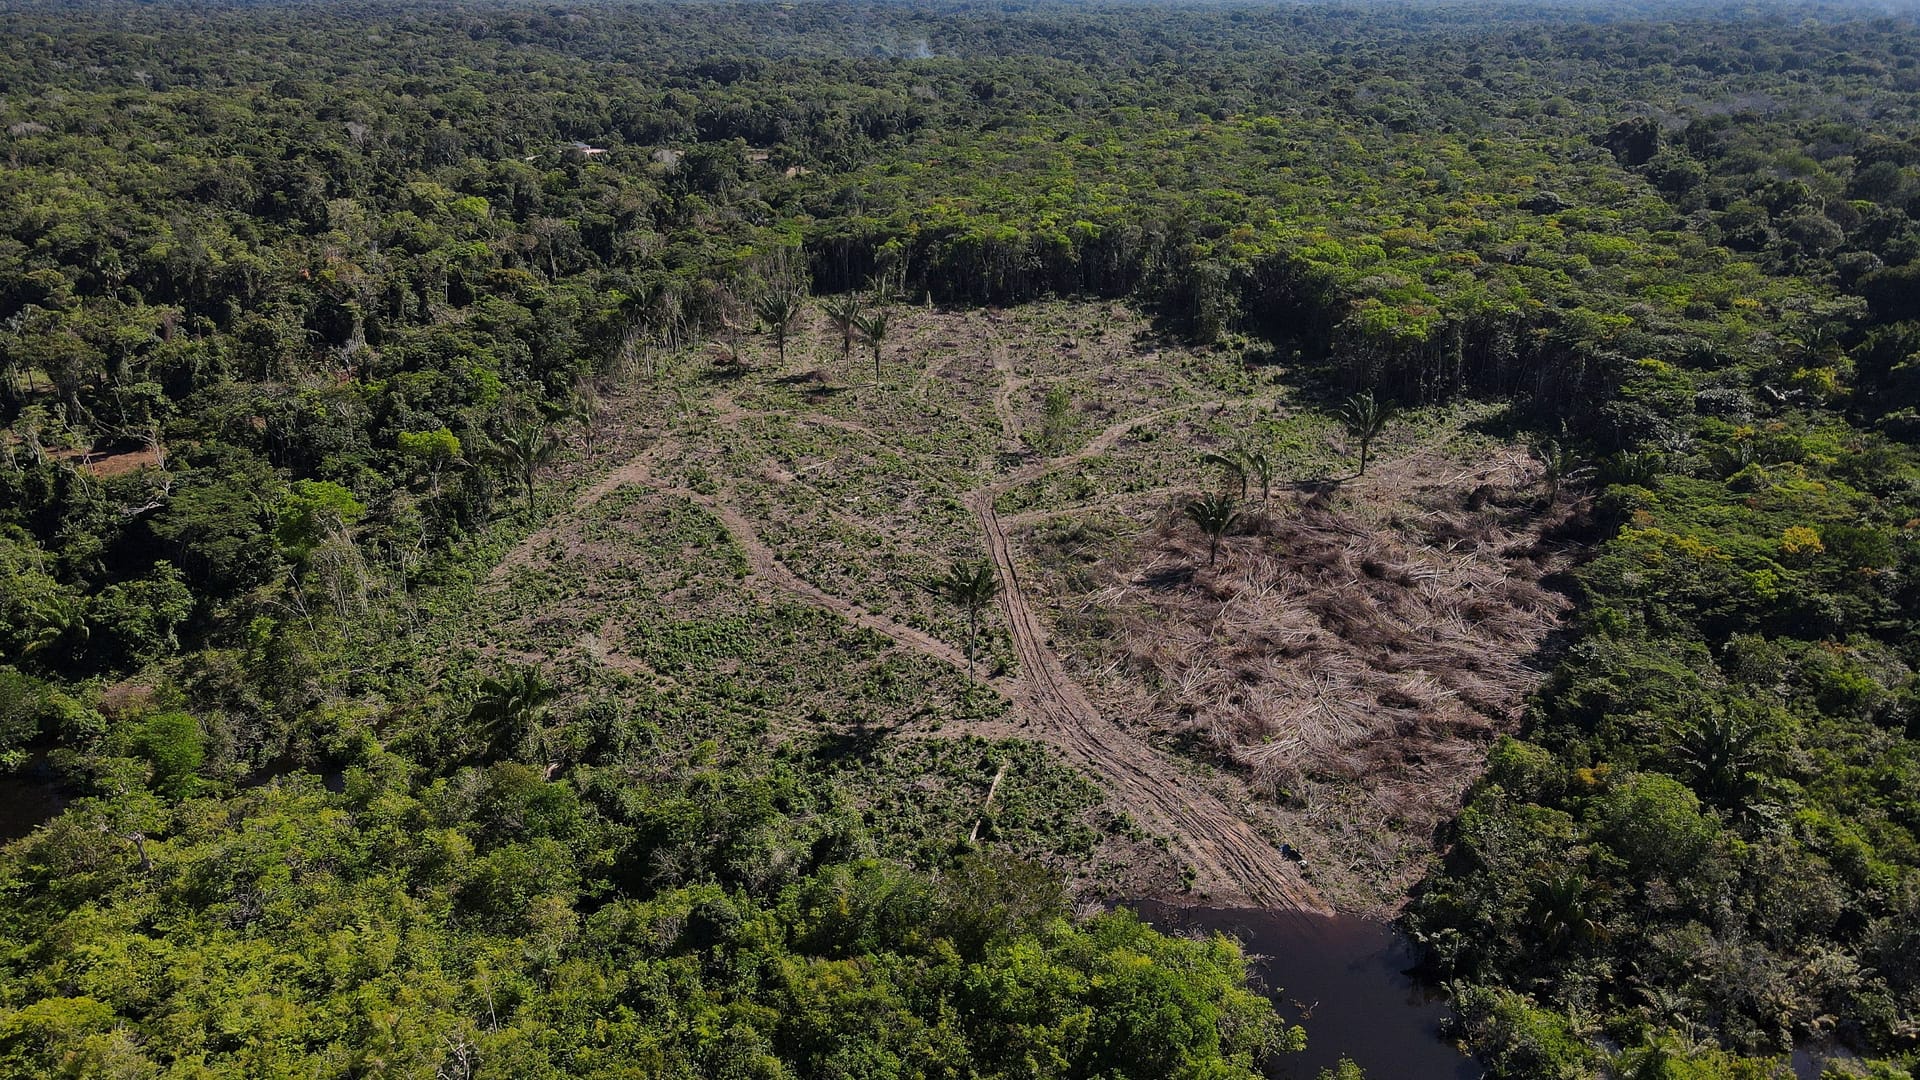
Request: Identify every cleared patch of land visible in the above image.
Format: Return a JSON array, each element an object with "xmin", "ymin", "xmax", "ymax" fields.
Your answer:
[
  {"xmin": 462, "ymin": 299, "xmax": 1574, "ymax": 912},
  {"xmin": 1025, "ymin": 431, "xmax": 1579, "ymax": 912}
]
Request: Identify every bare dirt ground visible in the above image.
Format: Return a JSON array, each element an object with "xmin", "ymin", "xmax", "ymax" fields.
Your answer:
[
  {"xmin": 478, "ymin": 299, "xmax": 1574, "ymax": 914},
  {"xmin": 1024, "ymin": 436, "xmax": 1581, "ymax": 912}
]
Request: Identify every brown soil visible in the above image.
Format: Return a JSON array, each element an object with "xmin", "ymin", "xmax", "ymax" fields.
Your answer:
[
  {"xmin": 494, "ymin": 419, "xmax": 1312, "ymax": 907},
  {"xmin": 1034, "ymin": 445, "xmax": 1579, "ymax": 913},
  {"xmin": 962, "ymin": 329, "xmax": 1326, "ymax": 911},
  {"xmin": 85, "ymin": 446, "xmax": 165, "ymax": 477},
  {"xmin": 19, "ymin": 442, "xmax": 167, "ymax": 477}
]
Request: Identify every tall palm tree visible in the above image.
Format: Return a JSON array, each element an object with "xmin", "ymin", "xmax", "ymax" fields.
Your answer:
[
  {"xmin": 1614, "ymin": 1034, "xmax": 1709, "ymax": 1080},
  {"xmin": 854, "ymin": 309, "xmax": 891, "ymax": 387},
  {"xmin": 467, "ymin": 665, "xmax": 557, "ymax": 758},
  {"xmin": 1679, "ymin": 708, "xmax": 1764, "ymax": 811},
  {"xmin": 1531, "ymin": 871, "xmax": 1604, "ymax": 954},
  {"xmin": 1605, "ymin": 449, "xmax": 1664, "ymax": 488},
  {"xmin": 869, "ymin": 263, "xmax": 906, "ymax": 308},
  {"xmin": 1183, "ymin": 492, "xmax": 1241, "ymax": 567},
  {"xmin": 754, "ymin": 290, "xmax": 803, "ymax": 366},
  {"xmin": 1530, "ymin": 437, "xmax": 1585, "ymax": 503},
  {"xmin": 1244, "ymin": 449, "xmax": 1275, "ymax": 505},
  {"xmin": 568, "ymin": 382, "xmax": 604, "ymax": 453},
  {"xmin": 20, "ymin": 593, "xmax": 89, "ymax": 659},
  {"xmin": 489, "ymin": 418, "xmax": 561, "ymax": 512},
  {"xmin": 929, "ymin": 560, "xmax": 1000, "ymax": 671},
  {"xmin": 1707, "ymin": 439, "xmax": 1758, "ymax": 481},
  {"xmin": 820, "ymin": 294, "xmax": 863, "ymax": 368},
  {"xmin": 1340, "ymin": 391, "xmax": 1389, "ymax": 475}
]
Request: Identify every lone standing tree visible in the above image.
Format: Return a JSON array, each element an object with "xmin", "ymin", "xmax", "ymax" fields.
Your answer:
[
  {"xmin": 1200, "ymin": 445, "xmax": 1275, "ymax": 505},
  {"xmin": 754, "ymin": 290, "xmax": 804, "ymax": 366},
  {"xmin": 930, "ymin": 559, "xmax": 1000, "ymax": 671},
  {"xmin": 1530, "ymin": 437, "xmax": 1583, "ymax": 503},
  {"xmin": 855, "ymin": 308, "xmax": 891, "ymax": 387},
  {"xmin": 489, "ymin": 418, "xmax": 562, "ymax": 511},
  {"xmin": 1183, "ymin": 492, "xmax": 1241, "ymax": 567},
  {"xmin": 467, "ymin": 665, "xmax": 557, "ymax": 758},
  {"xmin": 821, "ymin": 294, "xmax": 863, "ymax": 368},
  {"xmin": 1341, "ymin": 390, "xmax": 1389, "ymax": 476}
]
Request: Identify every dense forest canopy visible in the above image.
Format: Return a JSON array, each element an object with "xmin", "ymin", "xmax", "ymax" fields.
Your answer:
[{"xmin": 4, "ymin": 0, "xmax": 1920, "ymax": 1076}]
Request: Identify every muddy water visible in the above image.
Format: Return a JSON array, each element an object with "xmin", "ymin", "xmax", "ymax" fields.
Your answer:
[{"xmin": 1132, "ymin": 900, "xmax": 1480, "ymax": 1080}]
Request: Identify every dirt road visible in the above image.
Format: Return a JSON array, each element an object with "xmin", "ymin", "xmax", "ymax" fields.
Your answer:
[
  {"xmin": 969, "ymin": 488, "xmax": 1328, "ymax": 911},
  {"xmin": 968, "ymin": 347, "xmax": 1326, "ymax": 910}
]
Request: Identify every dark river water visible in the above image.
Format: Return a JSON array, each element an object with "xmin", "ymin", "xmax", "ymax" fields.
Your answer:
[{"xmin": 1131, "ymin": 900, "xmax": 1480, "ymax": 1080}]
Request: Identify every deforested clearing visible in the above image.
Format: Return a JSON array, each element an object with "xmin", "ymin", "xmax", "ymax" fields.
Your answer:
[
  {"xmin": 1029, "ymin": 426, "xmax": 1583, "ymax": 912},
  {"xmin": 459, "ymin": 297, "xmax": 1588, "ymax": 913}
]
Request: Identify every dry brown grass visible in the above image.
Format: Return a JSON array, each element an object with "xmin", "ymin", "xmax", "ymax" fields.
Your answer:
[
  {"xmin": 84, "ymin": 446, "xmax": 165, "ymax": 477},
  {"xmin": 1048, "ymin": 445, "xmax": 1580, "ymax": 911}
]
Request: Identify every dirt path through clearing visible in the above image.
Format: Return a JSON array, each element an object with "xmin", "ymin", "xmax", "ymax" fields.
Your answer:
[
  {"xmin": 969, "ymin": 488, "xmax": 1328, "ymax": 911},
  {"xmin": 489, "ymin": 442, "xmax": 671, "ymax": 581},
  {"xmin": 967, "ymin": 328, "xmax": 1322, "ymax": 908},
  {"xmin": 487, "ymin": 322, "xmax": 1326, "ymax": 912},
  {"xmin": 986, "ymin": 316, "xmax": 1024, "ymax": 448},
  {"xmin": 987, "ymin": 395, "xmax": 1266, "ymax": 497},
  {"xmin": 494, "ymin": 437, "xmax": 985, "ymax": 677},
  {"xmin": 697, "ymin": 493, "xmax": 982, "ymax": 674}
]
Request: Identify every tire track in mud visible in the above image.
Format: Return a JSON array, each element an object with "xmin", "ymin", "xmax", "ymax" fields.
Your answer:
[
  {"xmin": 976, "ymin": 352, "xmax": 1326, "ymax": 911},
  {"xmin": 969, "ymin": 487, "xmax": 1328, "ymax": 912}
]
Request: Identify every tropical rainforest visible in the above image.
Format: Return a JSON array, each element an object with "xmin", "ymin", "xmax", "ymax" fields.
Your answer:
[{"xmin": 3, "ymin": 0, "xmax": 1920, "ymax": 1077}]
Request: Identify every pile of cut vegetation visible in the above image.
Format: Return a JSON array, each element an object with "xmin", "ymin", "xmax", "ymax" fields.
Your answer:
[{"xmin": 1066, "ymin": 444, "xmax": 1580, "ymax": 909}]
